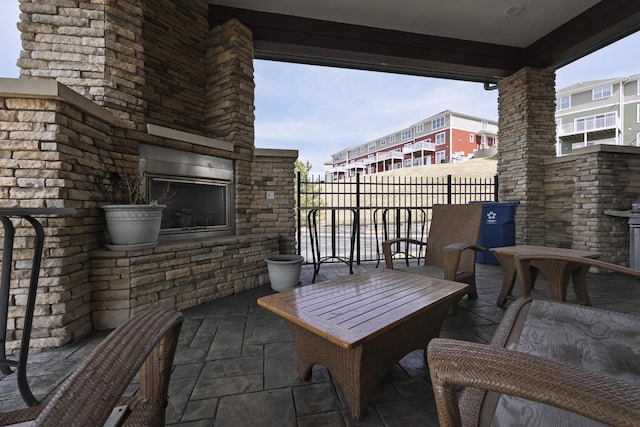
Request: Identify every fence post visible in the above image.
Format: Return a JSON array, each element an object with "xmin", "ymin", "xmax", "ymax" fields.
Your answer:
[
  {"xmin": 356, "ymin": 173, "xmax": 361, "ymax": 264},
  {"xmin": 447, "ymin": 174, "xmax": 452, "ymax": 204},
  {"xmin": 494, "ymin": 174, "xmax": 499, "ymax": 201},
  {"xmin": 297, "ymin": 171, "xmax": 302, "ymax": 255}
]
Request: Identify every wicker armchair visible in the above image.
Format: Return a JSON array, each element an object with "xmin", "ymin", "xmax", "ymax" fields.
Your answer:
[
  {"xmin": 428, "ymin": 294, "xmax": 640, "ymax": 426},
  {"xmin": 0, "ymin": 310, "xmax": 183, "ymax": 427},
  {"xmin": 382, "ymin": 203, "xmax": 484, "ymax": 298}
]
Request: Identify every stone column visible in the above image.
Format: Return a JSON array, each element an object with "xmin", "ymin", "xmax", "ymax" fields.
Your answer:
[
  {"xmin": 207, "ymin": 19, "xmax": 256, "ymax": 235},
  {"xmin": 17, "ymin": 0, "xmax": 146, "ymax": 127},
  {"xmin": 497, "ymin": 67, "xmax": 556, "ymax": 245}
]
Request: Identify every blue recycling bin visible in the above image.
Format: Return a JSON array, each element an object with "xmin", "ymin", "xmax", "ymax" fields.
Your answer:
[{"xmin": 473, "ymin": 201, "xmax": 519, "ymax": 264}]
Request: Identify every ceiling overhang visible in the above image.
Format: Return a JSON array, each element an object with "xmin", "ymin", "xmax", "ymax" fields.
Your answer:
[{"xmin": 209, "ymin": 2, "xmax": 640, "ymax": 84}]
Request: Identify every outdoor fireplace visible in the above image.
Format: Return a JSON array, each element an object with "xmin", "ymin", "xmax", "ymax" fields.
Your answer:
[{"xmin": 139, "ymin": 145, "xmax": 235, "ymax": 240}]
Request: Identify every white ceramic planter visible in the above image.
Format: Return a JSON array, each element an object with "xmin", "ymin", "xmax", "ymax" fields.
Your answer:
[
  {"xmin": 265, "ymin": 254, "xmax": 304, "ymax": 292},
  {"xmin": 102, "ymin": 204, "xmax": 165, "ymax": 250}
]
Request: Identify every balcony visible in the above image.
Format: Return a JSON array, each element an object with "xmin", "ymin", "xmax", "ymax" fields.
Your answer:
[
  {"xmin": 378, "ymin": 151, "xmax": 404, "ymax": 160},
  {"xmin": 347, "ymin": 160, "xmax": 366, "ymax": 169},
  {"xmin": 332, "ymin": 165, "xmax": 346, "ymax": 173},
  {"xmin": 557, "ymin": 114, "xmax": 618, "ymax": 137},
  {"xmin": 403, "ymin": 141, "xmax": 436, "ymax": 153}
]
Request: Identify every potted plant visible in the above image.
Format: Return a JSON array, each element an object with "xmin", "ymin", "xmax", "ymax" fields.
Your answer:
[
  {"xmin": 265, "ymin": 254, "xmax": 304, "ymax": 292},
  {"xmin": 101, "ymin": 170, "xmax": 174, "ymax": 250}
]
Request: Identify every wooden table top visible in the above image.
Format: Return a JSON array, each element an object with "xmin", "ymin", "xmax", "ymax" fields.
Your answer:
[
  {"xmin": 257, "ymin": 269, "xmax": 468, "ymax": 349},
  {"xmin": 490, "ymin": 245, "xmax": 600, "ymax": 259}
]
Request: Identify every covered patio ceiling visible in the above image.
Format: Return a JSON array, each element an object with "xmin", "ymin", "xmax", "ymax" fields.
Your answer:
[{"xmin": 208, "ymin": 0, "xmax": 640, "ymax": 84}]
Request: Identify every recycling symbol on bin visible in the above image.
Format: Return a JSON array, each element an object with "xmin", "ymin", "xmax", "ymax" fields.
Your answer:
[{"xmin": 486, "ymin": 210, "xmax": 497, "ymax": 224}]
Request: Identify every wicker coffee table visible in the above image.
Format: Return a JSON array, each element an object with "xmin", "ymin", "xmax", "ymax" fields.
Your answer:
[{"xmin": 257, "ymin": 269, "xmax": 468, "ymax": 419}]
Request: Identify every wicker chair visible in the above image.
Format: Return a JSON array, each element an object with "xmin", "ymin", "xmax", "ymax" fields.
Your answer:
[
  {"xmin": 382, "ymin": 203, "xmax": 484, "ymax": 298},
  {"xmin": 427, "ymin": 253, "xmax": 640, "ymax": 427},
  {"xmin": 0, "ymin": 310, "xmax": 183, "ymax": 427}
]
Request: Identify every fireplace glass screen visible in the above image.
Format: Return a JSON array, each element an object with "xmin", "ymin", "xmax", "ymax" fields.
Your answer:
[{"xmin": 149, "ymin": 176, "xmax": 230, "ymax": 233}]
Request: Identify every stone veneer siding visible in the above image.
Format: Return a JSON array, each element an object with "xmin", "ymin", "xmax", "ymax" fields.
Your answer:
[
  {"xmin": 545, "ymin": 145, "xmax": 640, "ymax": 265},
  {"xmin": 91, "ymin": 233, "xmax": 278, "ymax": 329},
  {"xmin": 1, "ymin": 1, "xmax": 297, "ymax": 351},
  {"xmin": 497, "ymin": 67, "xmax": 556, "ymax": 246}
]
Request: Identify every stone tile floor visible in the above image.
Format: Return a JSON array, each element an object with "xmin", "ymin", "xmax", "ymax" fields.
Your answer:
[{"xmin": 1, "ymin": 261, "xmax": 639, "ymax": 426}]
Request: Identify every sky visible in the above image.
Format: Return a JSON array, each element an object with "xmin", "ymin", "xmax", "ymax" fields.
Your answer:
[{"xmin": 1, "ymin": 1, "xmax": 638, "ymax": 175}]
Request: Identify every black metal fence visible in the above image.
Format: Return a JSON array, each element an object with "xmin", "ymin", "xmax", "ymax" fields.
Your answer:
[{"xmin": 297, "ymin": 173, "xmax": 498, "ymax": 265}]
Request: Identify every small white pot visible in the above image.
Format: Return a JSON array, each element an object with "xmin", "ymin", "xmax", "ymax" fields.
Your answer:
[{"xmin": 265, "ymin": 254, "xmax": 304, "ymax": 292}]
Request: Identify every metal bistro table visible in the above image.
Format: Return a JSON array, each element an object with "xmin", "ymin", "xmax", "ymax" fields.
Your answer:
[
  {"xmin": 307, "ymin": 207, "xmax": 358, "ymax": 283},
  {"xmin": 0, "ymin": 207, "xmax": 76, "ymax": 406},
  {"xmin": 373, "ymin": 207, "xmax": 427, "ymax": 267}
]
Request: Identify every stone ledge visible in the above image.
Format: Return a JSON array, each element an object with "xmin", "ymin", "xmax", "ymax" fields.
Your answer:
[
  {"xmin": 0, "ymin": 77, "xmax": 114, "ymax": 124},
  {"xmin": 146, "ymin": 123, "xmax": 234, "ymax": 152},
  {"xmin": 546, "ymin": 144, "xmax": 640, "ymax": 166},
  {"xmin": 91, "ymin": 233, "xmax": 280, "ymax": 257}
]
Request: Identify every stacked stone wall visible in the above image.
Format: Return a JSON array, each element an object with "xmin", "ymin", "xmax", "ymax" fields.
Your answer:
[
  {"xmin": 544, "ymin": 157, "xmax": 575, "ymax": 248},
  {"xmin": 252, "ymin": 151, "xmax": 298, "ymax": 254},
  {"xmin": 18, "ymin": 0, "xmax": 109, "ymax": 102},
  {"xmin": 142, "ymin": 0, "xmax": 208, "ymax": 132},
  {"xmin": 543, "ymin": 146, "xmax": 640, "ymax": 264},
  {"xmin": 571, "ymin": 146, "xmax": 640, "ymax": 264},
  {"xmin": 0, "ymin": 86, "xmax": 116, "ymax": 351},
  {"xmin": 90, "ymin": 233, "xmax": 278, "ymax": 328}
]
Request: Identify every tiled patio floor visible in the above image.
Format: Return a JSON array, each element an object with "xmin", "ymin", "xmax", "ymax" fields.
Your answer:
[{"xmin": 1, "ymin": 261, "xmax": 639, "ymax": 426}]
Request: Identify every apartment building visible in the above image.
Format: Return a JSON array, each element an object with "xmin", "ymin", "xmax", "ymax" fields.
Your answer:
[
  {"xmin": 327, "ymin": 110, "xmax": 498, "ymax": 180},
  {"xmin": 555, "ymin": 75, "xmax": 640, "ymax": 155}
]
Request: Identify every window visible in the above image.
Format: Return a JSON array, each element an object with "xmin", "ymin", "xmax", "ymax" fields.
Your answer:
[
  {"xmin": 435, "ymin": 132, "xmax": 446, "ymax": 146},
  {"xmin": 435, "ymin": 151, "xmax": 446, "ymax": 163},
  {"xmin": 368, "ymin": 143, "xmax": 376, "ymax": 152},
  {"xmin": 637, "ymin": 132, "xmax": 640, "ymax": 147},
  {"xmin": 389, "ymin": 135, "xmax": 396, "ymax": 143},
  {"xmin": 380, "ymin": 138, "xmax": 386, "ymax": 145},
  {"xmin": 556, "ymin": 95, "xmax": 570, "ymax": 111},
  {"xmin": 333, "ymin": 154, "xmax": 340, "ymax": 162},
  {"xmin": 404, "ymin": 159, "xmax": 412, "ymax": 167},
  {"xmin": 401, "ymin": 129, "xmax": 413, "ymax": 141},
  {"xmin": 637, "ymin": 104, "xmax": 640, "ymax": 123},
  {"xmin": 432, "ymin": 116, "xmax": 445, "ymax": 130},
  {"xmin": 481, "ymin": 120, "xmax": 488, "ymax": 130},
  {"xmin": 349, "ymin": 149, "xmax": 357, "ymax": 157},
  {"xmin": 469, "ymin": 133, "xmax": 474, "ymax": 143},
  {"xmin": 592, "ymin": 85, "xmax": 612, "ymax": 100},
  {"xmin": 416, "ymin": 123, "xmax": 424, "ymax": 133}
]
